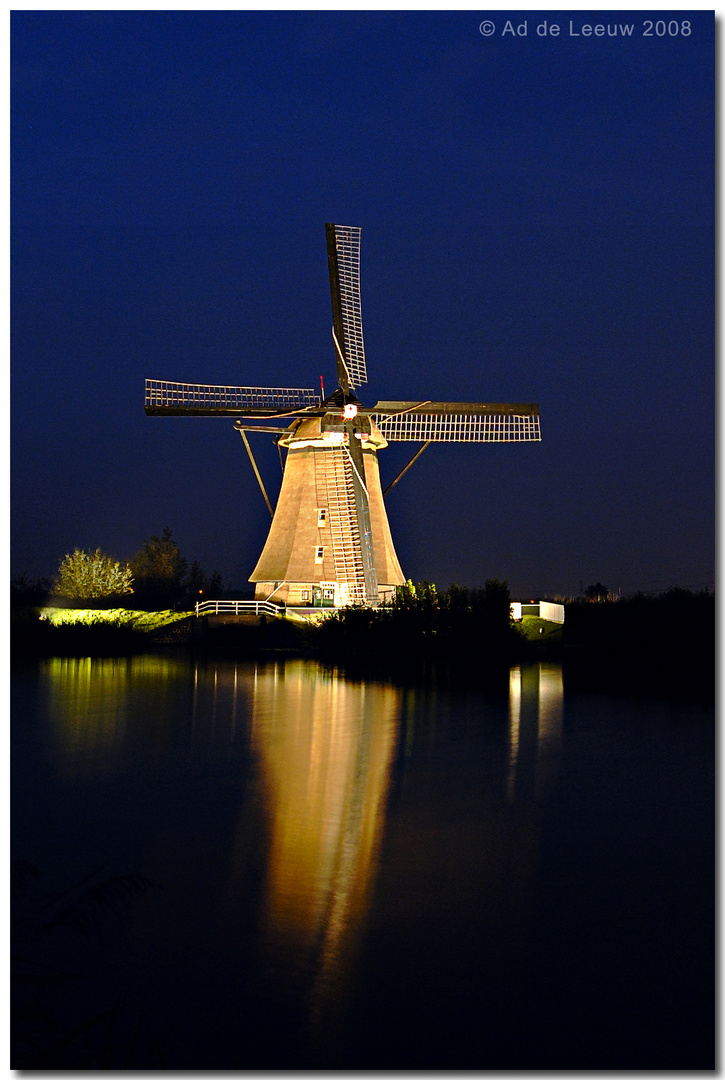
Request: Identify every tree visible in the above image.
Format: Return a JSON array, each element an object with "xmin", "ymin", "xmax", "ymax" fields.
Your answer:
[
  {"xmin": 471, "ymin": 578, "xmax": 513, "ymax": 643},
  {"xmin": 129, "ymin": 528, "xmax": 225, "ymax": 608},
  {"xmin": 131, "ymin": 527, "xmax": 187, "ymax": 608},
  {"xmin": 11, "ymin": 574, "xmax": 52, "ymax": 607},
  {"xmin": 585, "ymin": 582, "xmax": 609, "ymax": 601},
  {"xmin": 53, "ymin": 549, "xmax": 134, "ymax": 600},
  {"xmin": 482, "ymin": 577, "xmax": 512, "ymax": 618},
  {"xmin": 186, "ymin": 560, "xmax": 224, "ymax": 604}
]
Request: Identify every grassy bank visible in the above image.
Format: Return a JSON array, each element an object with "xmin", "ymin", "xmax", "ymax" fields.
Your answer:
[
  {"xmin": 12, "ymin": 607, "xmax": 194, "ymax": 657},
  {"xmin": 516, "ymin": 615, "xmax": 564, "ymax": 645}
]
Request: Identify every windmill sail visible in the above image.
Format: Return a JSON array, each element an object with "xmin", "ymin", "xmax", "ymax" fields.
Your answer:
[
  {"xmin": 371, "ymin": 402, "xmax": 541, "ymax": 442},
  {"xmin": 326, "ymin": 224, "xmax": 367, "ymax": 392},
  {"xmin": 325, "ymin": 224, "xmax": 377, "ymax": 600},
  {"xmin": 145, "ymin": 379, "xmax": 319, "ymax": 416}
]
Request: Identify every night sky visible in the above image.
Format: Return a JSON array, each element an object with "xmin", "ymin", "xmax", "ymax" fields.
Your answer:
[{"xmin": 11, "ymin": 10, "xmax": 714, "ymax": 599}]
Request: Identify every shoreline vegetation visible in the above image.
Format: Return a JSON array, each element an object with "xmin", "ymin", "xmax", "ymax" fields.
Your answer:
[{"xmin": 11, "ymin": 581, "xmax": 714, "ymax": 699}]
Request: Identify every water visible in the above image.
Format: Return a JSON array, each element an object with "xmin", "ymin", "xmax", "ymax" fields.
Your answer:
[{"xmin": 12, "ymin": 654, "xmax": 714, "ymax": 1068}]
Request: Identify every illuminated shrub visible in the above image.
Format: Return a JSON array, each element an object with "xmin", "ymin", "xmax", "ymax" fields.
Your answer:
[{"xmin": 53, "ymin": 549, "xmax": 134, "ymax": 599}]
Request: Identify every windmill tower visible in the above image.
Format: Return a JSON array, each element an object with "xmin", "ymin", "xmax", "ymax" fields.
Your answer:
[{"xmin": 145, "ymin": 224, "xmax": 541, "ymax": 607}]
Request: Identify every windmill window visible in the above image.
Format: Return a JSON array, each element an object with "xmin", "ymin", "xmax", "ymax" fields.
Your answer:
[
  {"xmin": 300, "ymin": 589, "xmax": 310, "ymax": 601},
  {"xmin": 317, "ymin": 509, "xmax": 327, "ymax": 527},
  {"xmin": 315, "ymin": 547, "xmax": 324, "ymax": 564}
]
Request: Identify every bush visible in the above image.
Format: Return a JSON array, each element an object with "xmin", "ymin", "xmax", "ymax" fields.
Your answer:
[{"xmin": 53, "ymin": 550, "xmax": 134, "ymax": 600}]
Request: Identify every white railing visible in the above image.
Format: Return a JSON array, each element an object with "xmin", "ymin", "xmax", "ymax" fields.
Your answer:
[{"xmin": 195, "ymin": 600, "xmax": 286, "ymax": 618}]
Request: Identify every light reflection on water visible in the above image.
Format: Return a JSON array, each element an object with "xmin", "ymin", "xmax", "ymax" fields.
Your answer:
[
  {"xmin": 29, "ymin": 656, "xmax": 409, "ymax": 1062},
  {"xmin": 15, "ymin": 654, "xmax": 711, "ymax": 1067},
  {"xmin": 244, "ymin": 663, "xmax": 401, "ymax": 1049},
  {"xmin": 46, "ymin": 656, "xmax": 133, "ymax": 768},
  {"xmin": 508, "ymin": 662, "xmax": 563, "ymax": 802},
  {"xmin": 38, "ymin": 656, "xmax": 562, "ymax": 1037},
  {"xmin": 44, "ymin": 654, "xmax": 191, "ymax": 771}
]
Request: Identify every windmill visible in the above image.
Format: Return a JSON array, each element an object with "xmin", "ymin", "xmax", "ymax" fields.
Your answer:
[{"xmin": 145, "ymin": 224, "xmax": 541, "ymax": 608}]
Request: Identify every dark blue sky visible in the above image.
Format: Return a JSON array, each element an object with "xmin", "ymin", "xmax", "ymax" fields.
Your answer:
[{"xmin": 11, "ymin": 10, "xmax": 714, "ymax": 598}]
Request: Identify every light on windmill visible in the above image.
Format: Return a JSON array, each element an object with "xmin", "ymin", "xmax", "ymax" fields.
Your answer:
[{"xmin": 343, "ymin": 403, "xmax": 358, "ymax": 419}]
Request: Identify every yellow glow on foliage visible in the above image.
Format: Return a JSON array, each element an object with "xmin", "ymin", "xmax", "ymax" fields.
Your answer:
[{"xmin": 39, "ymin": 608, "xmax": 190, "ymax": 631}]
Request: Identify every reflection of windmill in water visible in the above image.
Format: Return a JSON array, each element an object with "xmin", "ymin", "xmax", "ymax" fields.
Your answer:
[
  {"xmin": 145, "ymin": 225, "xmax": 542, "ymax": 607},
  {"xmin": 241, "ymin": 661, "xmax": 401, "ymax": 1059}
]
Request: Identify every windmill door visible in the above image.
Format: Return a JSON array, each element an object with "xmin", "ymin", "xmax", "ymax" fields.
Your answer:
[{"xmin": 312, "ymin": 586, "xmax": 335, "ymax": 608}]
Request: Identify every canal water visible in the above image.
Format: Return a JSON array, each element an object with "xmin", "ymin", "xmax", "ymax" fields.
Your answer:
[{"xmin": 12, "ymin": 654, "xmax": 714, "ymax": 1069}]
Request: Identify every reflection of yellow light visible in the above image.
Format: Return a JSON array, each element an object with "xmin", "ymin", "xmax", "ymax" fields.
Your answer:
[
  {"xmin": 506, "ymin": 662, "xmax": 564, "ymax": 804},
  {"xmin": 43, "ymin": 654, "xmax": 187, "ymax": 773},
  {"xmin": 507, "ymin": 667, "xmax": 521, "ymax": 802},
  {"xmin": 45, "ymin": 657, "xmax": 130, "ymax": 769},
  {"xmin": 248, "ymin": 661, "xmax": 400, "ymax": 1035},
  {"xmin": 535, "ymin": 663, "xmax": 563, "ymax": 799},
  {"xmin": 538, "ymin": 664, "xmax": 563, "ymax": 742}
]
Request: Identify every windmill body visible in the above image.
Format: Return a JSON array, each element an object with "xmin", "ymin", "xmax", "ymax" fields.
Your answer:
[
  {"xmin": 145, "ymin": 225, "xmax": 541, "ymax": 607},
  {"xmin": 249, "ymin": 414, "xmax": 403, "ymax": 606}
]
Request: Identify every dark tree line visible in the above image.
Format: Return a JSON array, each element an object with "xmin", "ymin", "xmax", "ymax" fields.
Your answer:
[
  {"xmin": 562, "ymin": 587, "xmax": 714, "ymax": 697},
  {"xmin": 584, "ymin": 582, "xmax": 610, "ymax": 601},
  {"xmin": 315, "ymin": 579, "xmax": 520, "ymax": 669},
  {"xmin": 12, "ymin": 528, "xmax": 224, "ymax": 610}
]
